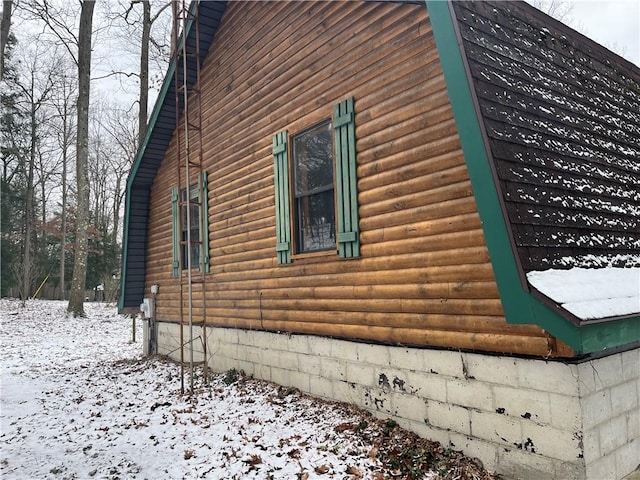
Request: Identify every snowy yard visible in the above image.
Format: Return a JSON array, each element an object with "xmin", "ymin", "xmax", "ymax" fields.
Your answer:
[{"xmin": 0, "ymin": 300, "xmax": 495, "ymax": 480}]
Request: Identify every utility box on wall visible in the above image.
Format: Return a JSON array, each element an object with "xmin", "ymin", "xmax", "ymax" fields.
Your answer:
[{"xmin": 140, "ymin": 298, "xmax": 155, "ymax": 356}]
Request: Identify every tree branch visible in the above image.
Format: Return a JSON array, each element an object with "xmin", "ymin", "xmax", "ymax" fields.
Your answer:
[{"xmin": 91, "ymin": 70, "xmax": 139, "ymax": 81}]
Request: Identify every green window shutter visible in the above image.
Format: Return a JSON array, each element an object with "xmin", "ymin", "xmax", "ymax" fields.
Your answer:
[
  {"xmin": 199, "ymin": 171, "xmax": 210, "ymax": 273},
  {"xmin": 334, "ymin": 97, "xmax": 360, "ymax": 258},
  {"xmin": 171, "ymin": 186, "xmax": 180, "ymax": 277},
  {"xmin": 273, "ymin": 130, "xmax": 292, "ymax": 264}
]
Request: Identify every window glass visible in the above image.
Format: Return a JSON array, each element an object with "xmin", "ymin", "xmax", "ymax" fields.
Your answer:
[
  {"xmin": 292, "ymin": 121, "xmax": 335, "ymax": 253},
  {"xmin": 181, "ymin": 185, "xmax": 200, "ymax": 269}
]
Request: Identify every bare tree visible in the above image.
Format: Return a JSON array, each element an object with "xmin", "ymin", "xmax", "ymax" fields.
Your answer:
[
  {"xmin": 135, "ymin": 0, "xmax": 149, "ymax": 148},
  {"xmin": 9, "ymin": 39, "xmax": 59, "ymax": 304},
  {"xmin": 87, "ymin": 95, "xmax": 137, "ymax": 254},
  {"xmin": 530, "ymin": 0, "xmax": 628, "ymax": 59},
  {"xmin": 8, "ymin": 0, "xmax": 171, "ymax": 303},
  {"xmin": 67, "ymin": 0, "xmax": 95, "ymax": 316},
  {"xmin": 99, "ymin": 100, "xmax": 137, "ymax": 241},
  {"xmin": 107, "ymin": 1, "xmax": 171, "ymax": 147},
  {"xmin": 104, "ymin": 106, "xmax": 137, "ymax": 242},
  {"xmin": 49, "ymin": 67, "xmax": 77, "ymax": 299}
]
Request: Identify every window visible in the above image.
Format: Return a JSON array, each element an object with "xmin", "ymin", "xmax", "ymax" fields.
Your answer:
[
  {"xmin": 292, "ymin": 121, "xmax": 335, "ymax": 253},
  {"xmin": 273, "ymin": 97, "xmax": 360, "ymax": 264},
  {"xmin": 171, "ymin": 172, "xmax": 210, "ymax": 276},
  {"xmin": 181, "ymin": 184, "xmax": 201, "ymax": 270}
]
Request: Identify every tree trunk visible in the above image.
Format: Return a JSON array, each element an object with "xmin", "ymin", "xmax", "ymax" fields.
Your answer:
[
  {"xmin": 21, "ymin": 98, "xmax": 36, "ymax": 306},
  {"xmin": 138, "ymin": 0, "xmax": 150, "ymax": 149},
  {"xmin": 113, "ymin": 175, "xmax": 122, "ymax": 242},
  {"xmin": 67, "ymin": 0, "xmax": 95, "ymax": 317},
  {"xmin": 60, "ymin": 111, "xmax": 68, "ymax": 300},
  {"xmin": 57, "ymin": 72, "xmax": 74, "ymax": 301},
  {"xmin": 0, "ymin": 0, "xmax": 12, "ymax": 80}
]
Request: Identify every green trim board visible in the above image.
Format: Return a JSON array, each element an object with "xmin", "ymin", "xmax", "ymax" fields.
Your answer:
[
  {"xmin": 424, "ymin": 0, "xmax": 640, "ymax": 354},
  {"xmin": 117, "ymin": 58, "xmax": 177, "ymax": 309},
  {"xmin": 172, "ymin": 176, "xmax": 210, "ymax": 274},
  {"xmin": 117, "ymin": 37, "xmax": 189, "ymax": 309},
  {"xmin": 117, "ymin": 191, "xmax": 132, "ymax": 311},
  {"xmin": 118, "ymin": 2, "xmax": 227, "ymax": 311},
  {"xmin": 127, "ymin": 0, "xmax": 206, "ymax": 190},
  {"xmin": 272, "ymin": 99, "xmax": 361, "ymax": 262}
]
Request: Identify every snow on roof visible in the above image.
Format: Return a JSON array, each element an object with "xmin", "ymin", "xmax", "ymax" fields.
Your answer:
[{"xmin": 527, "ymin": 267, "xmax": 640, "ymax": 320}]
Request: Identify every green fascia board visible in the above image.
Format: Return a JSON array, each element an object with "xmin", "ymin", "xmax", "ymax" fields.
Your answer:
[{"xmin": 424, "ymin": 0, "xmax": 640, "ymax": 354}]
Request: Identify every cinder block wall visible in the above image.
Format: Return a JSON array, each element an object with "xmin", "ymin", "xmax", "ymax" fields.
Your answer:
[
  {"xmin": 155, "ymin": 322, "xmax": 639, "ymax": 480},
  {"xmin": 578, "ymin": 350, "xmax": 640, "ymax": 479}
]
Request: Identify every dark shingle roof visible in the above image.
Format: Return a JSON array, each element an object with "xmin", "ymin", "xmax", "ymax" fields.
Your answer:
[{"xmin": 451, "ymin": 0, "xmax": 640, "ymax": 272}]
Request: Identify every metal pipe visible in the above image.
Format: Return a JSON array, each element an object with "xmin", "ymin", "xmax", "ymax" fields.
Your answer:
[
  {"xmin": 179, "ymin": 0, "xmax": 194, "ymax": 393},
  {"xmin": 171, "ymin": 0, "xmax": 185, "ymax": 395}
]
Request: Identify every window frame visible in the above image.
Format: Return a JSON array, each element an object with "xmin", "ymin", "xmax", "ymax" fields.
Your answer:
[
  {"xmin": 180, "ymin": 183, "xmax": 201, "ymax": 271},
  {"xmin": 290, "ymin": 119, "xmax": 337, "ymax": 256}
]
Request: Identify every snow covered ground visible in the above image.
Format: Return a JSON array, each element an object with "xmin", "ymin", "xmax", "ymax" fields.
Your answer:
[{"xmin": 1, "ymin": 300, "xmax": 494, "ymax": 480}]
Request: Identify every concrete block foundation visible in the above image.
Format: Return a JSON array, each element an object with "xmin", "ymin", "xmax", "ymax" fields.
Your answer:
[{"xmin": 155, "ymin": 322, "xmax": 640, "ymax": 480}]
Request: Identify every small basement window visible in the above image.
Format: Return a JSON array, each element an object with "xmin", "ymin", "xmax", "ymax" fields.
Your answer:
[{"xmin": 292, "ymin": 121, "xmax": 335, "ymax": 253}]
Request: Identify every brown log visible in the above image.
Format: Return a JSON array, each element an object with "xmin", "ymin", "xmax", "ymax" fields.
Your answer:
[
  {"xmin": 212, "ymin": 246, "xmax": 274, "ymax": 267},
  {"xmin": 360, "ymin": 212, "xmax": 482, "ymax": 244},
  {"xmin": 210, "ymin": 209, "xmax": 273, "ymax": 237},
  {"xmin": 212, "ymin": 196, "xmax": 273, "ymax": 224},
  {"xmin": 357, "ymin": 90, "xmax": 451, "ymax": 148},
  {"xmin": 199, "ymin": 5, "xmax": 428, "ymax": 170},
  {"xmin": 204, "ymin": 305, "xmax": 513, "ymax": 330},
  {"xmin": 358, "ymin": 148, "xmax": 465, "ymax": 193},
  {"xmin": 209, "ymin": 262, "xmax": 498, "ymax": 290},
  {"xmin": 207, "ymin": 281, "xmax": 500, "ymax": 301},
  {"xmin": 361, "ymin": 196, "xmax": 480, "ymax": 231},
  {"xmin": 198, "ymin": 315, "xmax": 547, "ymax": 352},
  {"xmin": 356, "ymin": 67, "xmax": 444, "ymax": 126},
  {"xmin": 359, "ymin": 177, "xmax": 473, "ymax": 219},
  {"xmin": 140, "ymin": 1, "xmax": 558, "ymax": 358}
]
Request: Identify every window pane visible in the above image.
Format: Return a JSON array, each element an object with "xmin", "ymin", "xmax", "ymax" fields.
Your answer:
[
  {"xmin": 296, "ymin": 189, "xmax": 335, "ymax": 252},
  {"xmin": 293, "ymin": 121, "xmax": 333, "ymax": 196},
  {"xmin": 292, "ymin": 121, "xmax": 336, "ymax": 254}
]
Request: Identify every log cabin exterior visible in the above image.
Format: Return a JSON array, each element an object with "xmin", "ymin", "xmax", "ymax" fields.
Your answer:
[{"xmin": 119, "ymin": 2, "xmax": 640, "ymax": 479}]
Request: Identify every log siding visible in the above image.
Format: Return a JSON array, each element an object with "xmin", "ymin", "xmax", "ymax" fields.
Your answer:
[{"xmin": 144, "ymin": 1, "xmax": 562, "ymax": 356}]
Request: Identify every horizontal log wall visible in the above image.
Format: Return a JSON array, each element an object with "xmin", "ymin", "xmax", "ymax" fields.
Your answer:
[{"xmin": 145, "ymin": 0, "xmax": 570, "ymax": 357}]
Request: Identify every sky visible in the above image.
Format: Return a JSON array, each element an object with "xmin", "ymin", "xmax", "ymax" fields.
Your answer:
[{"xmin": 542, "ymin": 0, "xmax": 640, "ymax": 66}]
